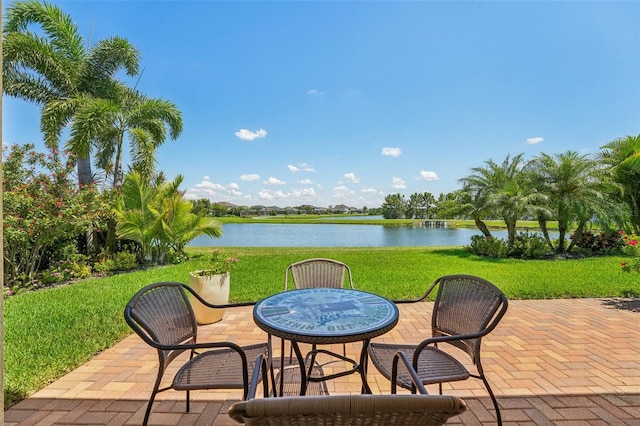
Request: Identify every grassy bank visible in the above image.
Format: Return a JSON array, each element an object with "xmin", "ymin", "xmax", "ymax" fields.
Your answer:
[{"xmin": 5, "ymin": 246, "xmax": 636, "ymax": 406}]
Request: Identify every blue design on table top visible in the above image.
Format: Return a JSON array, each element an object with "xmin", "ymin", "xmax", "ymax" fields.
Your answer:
[{"xmin": 254, "ymin": 288, "xmax": 398, "ymax": 336}]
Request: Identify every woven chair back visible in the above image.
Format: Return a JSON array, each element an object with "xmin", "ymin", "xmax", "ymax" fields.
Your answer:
[
  {"xmin": 287, "ymin": 258, "xmax": 352, "ymax": 290},
  {"xmin": 432, "ymin": 275, "xmax": 507, "ymax": 360},
  {"xmin": 230, "ymin": 394, "xmax": 466, "ymax": 425},
  {"xmin": 125, "ymin": 282, "xmax": 198, "ymax": 365}
]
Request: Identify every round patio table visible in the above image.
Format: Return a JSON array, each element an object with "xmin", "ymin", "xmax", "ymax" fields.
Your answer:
[{"xmin": 253, "ymin": 288, "xmax": 399, "ymax": 395}]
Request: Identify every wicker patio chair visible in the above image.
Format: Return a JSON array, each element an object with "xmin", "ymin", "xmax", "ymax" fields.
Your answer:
[
  {"xmin": 124, "ymin": 281, "xmax": 268, "ymax": 426},
  {"xmin": 368, "ymin": 274, "xmax": 508, "ymax": 425},
  {"xmin": 283, "ymin": 258, "xmax": 354, "ymax": 375},
  {"xmin": 284, "ymin": 258, "xmax": 354, "ymax": 291},
  {"xmin": 229, "ymin": 353, "xmax": 466, "ymax": 426},
  {"xmin": 228, "ymin": 352, "xmax": 466, "ymax": 425}
]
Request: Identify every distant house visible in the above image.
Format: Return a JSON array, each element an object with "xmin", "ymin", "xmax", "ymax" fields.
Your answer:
[{"xmin": 333, "ymin": 204, "xmax": 351, "ymax": 214}]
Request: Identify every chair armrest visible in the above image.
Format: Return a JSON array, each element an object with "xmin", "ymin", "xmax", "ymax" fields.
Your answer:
[
  {"xmin": 414, "ymin": 329, "xmax": 490, "ymax": 355},
  {"xmin": 392, "ymin": 351, "xmax": 428, "ymax": 394},
  {"xmin": 148, "ymin": 338, "xmax": 249, "ymax": 356},
  {"xmin": 181, "ymin": 284, "xmax": 256, "ymax": 308},
  {"xmin": 246, "ymin": 353, "xmax": 269, "ymax": 400},
  {"xmin": 392, "ymin": 277, "xmax": 440, "ymax": 304}
]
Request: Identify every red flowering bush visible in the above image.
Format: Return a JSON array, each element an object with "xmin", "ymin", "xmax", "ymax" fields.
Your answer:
[
  {"xmin": 619, "ymin": 230, "xmax": 640, "ymax": 273},
  {"xmin": 3, "ymin": 144, "xmax": 111, "ymax": 292}
]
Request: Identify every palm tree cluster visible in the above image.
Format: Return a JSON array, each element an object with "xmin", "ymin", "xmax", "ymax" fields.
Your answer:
[
  {"xmin": 3, "ymin": 0, "xmax": 217, "ymax": 271},
  {"xmin": 448, "ymin": 139, "xmax": 640, "ymax": 255}
]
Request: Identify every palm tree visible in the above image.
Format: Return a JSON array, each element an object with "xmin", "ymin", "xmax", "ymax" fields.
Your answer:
[
  {"xmin": 528, "ymin": 151, "xmax": 610, "ymax": 253},
  {"xmin": 68, "ymin": 85, "xmax": 183, "ymax": 188},
  {"xmin": 599, "ymin": 135, "xmax": 640, "ymax": 234},
  {"xmin": 67, "ymin": 85, "xmax": 183, "ymax": 252},
  {"xmin": 459, "ymin": 154, "xmax": 540, "ymax": 246},
  {"xmin": 3, "ymin": 0, "xmax": 140, "ymax": 185},
  {"xmin": 438, "ymin": 189, "xmax": 493, "ymax": 238},
  {"xmin": 114, "ymin": 172, "xmax": 222, "ymax": 264}
]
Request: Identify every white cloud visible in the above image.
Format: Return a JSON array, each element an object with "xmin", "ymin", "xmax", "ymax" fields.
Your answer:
[
  {"xmin": 235, "ymin": 128, "xmax": 267, "ymax": 141},
  {"xmin": 289, "ymin": 162, "xmax": 315, "ymax": 172},
  {"xmin": 419, "ymin": 170, "xmax": 439, "ymax": 181},
  {"xmin": 307, "ymin": 89, "xmax": 325, "ymax": 95},
  {"xmin": 195, "ymin": 180, "xmax": 225, "ymax": 190},
  {"xmin": 185, "ymin": 177, "xmax": 238, "ymax": 201},
  {"xmin": 258, "ymin": 189, "xmax": 286, "ymax": 200},
  {"xmin": 258, "ymin": 189, "xmax": 275, "ymax": 200},
  {"xmin": 291, "ymin": 187, "xmax": 316, "ymax": 198},
  {"xmin": 299, "ymin": 179, "xmax": 313, "ymax": 185},
  {"xmin": 240, "ymin": 174, "xmax": 260, "ymax": 181},
  {"xmin": 527, "ymin": 136, "xmax": 544, "ymax": 144},
  {"xmin": 299, "ymin": 163, "xmax": 315, "ymax": 172},
  {"xmin": 391, "ymin": 176, "xmax": 406, "ymax": 189},
  {"xmin": 333, "ymin": 185, "xmax": 354, "ymax": 199},
  {"xmin": 361, "ymin": 187, "xmax": 380, "ymax": 194},
  {"xmin": 382, "ymin": 147, "xmax": 402, "ymax": 157},
  {"xmin": 264, "ymin": 176, "xmax": 286, "ymax": 185},
  {"xmin": 344, "ymin": 172, "xmax": 360, "ymax": 183}
]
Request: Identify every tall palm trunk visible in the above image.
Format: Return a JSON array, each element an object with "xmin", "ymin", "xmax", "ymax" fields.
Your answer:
[
  {"xmin": 473, "ymin": 216, "xmax": 492, "ymax": 238},
  {"xmin": 105, "ymin": 131, "xmax": 126, "ymax": 254},
  {"xmin": 536, "ymin": 213, "xmax": 553, "ymax": 250},
  {"xmin": 76, "ymin": 156, "xmax": 98, "ymax": 254},
  {"xmin": 77, "ymin": 156, "xmax": 93, "ymax": 186}
]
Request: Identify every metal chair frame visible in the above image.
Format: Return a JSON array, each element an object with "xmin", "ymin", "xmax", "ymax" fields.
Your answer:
[
  {"xmin": 368, "ymin": 274, "xmax": 508, "ymax": 425},
  {"xmin": 229, "ymin": 351, "xmax": 466, "ymax": 425},
  {"xmin": 124, "ymin": 281, "xmax": 267, "ymax": 425}
]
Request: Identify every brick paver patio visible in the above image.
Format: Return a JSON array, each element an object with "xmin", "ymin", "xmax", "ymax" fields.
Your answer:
[{"xmin": 6, "ymin": 298, "xmax": 640, "ymax": 425}]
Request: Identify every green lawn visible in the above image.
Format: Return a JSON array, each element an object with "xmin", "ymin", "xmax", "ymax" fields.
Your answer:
[{"xmin": 4, "ymin": 246, "xmax": 637, "ymax": 407}]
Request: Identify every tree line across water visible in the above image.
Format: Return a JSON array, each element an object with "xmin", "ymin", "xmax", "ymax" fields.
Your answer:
[{"xmin": 3, "ymin": 0, "xmax": 640, "ymax": 294}]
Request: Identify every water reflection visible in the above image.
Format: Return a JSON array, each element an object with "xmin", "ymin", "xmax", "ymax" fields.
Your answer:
[{"xmin": 188, "ymin": 223, "xmax": 537, "ymax": 247}]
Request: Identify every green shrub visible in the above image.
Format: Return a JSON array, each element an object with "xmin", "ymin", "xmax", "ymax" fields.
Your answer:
[
  {"xmin": 40, "ymin": 256, "xmax": 92, "ymax": 285},
  {"xmin": 509, "ymin": 232, "xmax": 552, "ymax": 259},
  {"xmin": 466, "ymin": 235, "xmax": 510, "ymax": 258},
  {"xmin": 113, "ymin": 251, "xmax": 138, "ymax": 271},
  {"xmin": 571, "ymin": 230, "xmax": 625, "ymax": 255},
  {"xmin": 93, "ymin": 258, "xmax": 116, "ymax": 273}
]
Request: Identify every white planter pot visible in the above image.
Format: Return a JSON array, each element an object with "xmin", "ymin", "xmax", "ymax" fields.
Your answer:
[{"xmin": 188, "ymin": 271, "xmax": 230, "ymax": 324}]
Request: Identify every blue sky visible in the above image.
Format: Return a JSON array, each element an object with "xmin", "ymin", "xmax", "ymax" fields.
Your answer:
[{"xmin": 3, "ymin": 1, "xmax": 639, "ymax": 209}]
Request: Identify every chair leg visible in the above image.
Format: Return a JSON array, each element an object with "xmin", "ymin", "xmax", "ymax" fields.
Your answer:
[
  {"xmin": 481, "ymin": 375, "xmax": 502, "ymax": 426},
  {"xmin": 186, "ymin": 390, "xmax": 190, "ymax": 412},
  {"xmin": 143, "ymin": 373, "xmax": 163, "ymax": 426}
]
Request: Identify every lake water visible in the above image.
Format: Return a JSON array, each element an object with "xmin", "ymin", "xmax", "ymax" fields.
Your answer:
[{"xmin": 188, "ymin": 223, "xmax": 533, "ymax": 247}]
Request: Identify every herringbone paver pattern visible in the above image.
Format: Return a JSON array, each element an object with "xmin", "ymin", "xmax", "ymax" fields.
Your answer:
[{"xmin": 6, "ymin": 298, "xmax": 640, "ymax": 425}]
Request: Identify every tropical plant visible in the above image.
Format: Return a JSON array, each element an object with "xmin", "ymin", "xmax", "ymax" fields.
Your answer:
[
  {"xmin": 3, "ymin": 0, "xmax": 141, "ymax": 186},
  {"xmin": 459, "ymin": 154, "xmax": 542, "ymax": 246},
  {"xmin": 438, "ymin": 188, "xmax": 492, "ymax": 237},
  {"xmin": 599, "ymin": 135, "xmax": 640, "ymax": 234},
  {"xmin": 114, "ymin": 172, "xmax": 222, "ymax": 264},
  {"xmin": 67, "ymin": 84, "xmax": 184, "ymax": 252},
  {"xmin": 69, "ymin": 85, "xmax": 183, "ymax": 188},
  {"xmin": 527, "ymin": 151, "xmax": 613, "ymax": 253}
]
